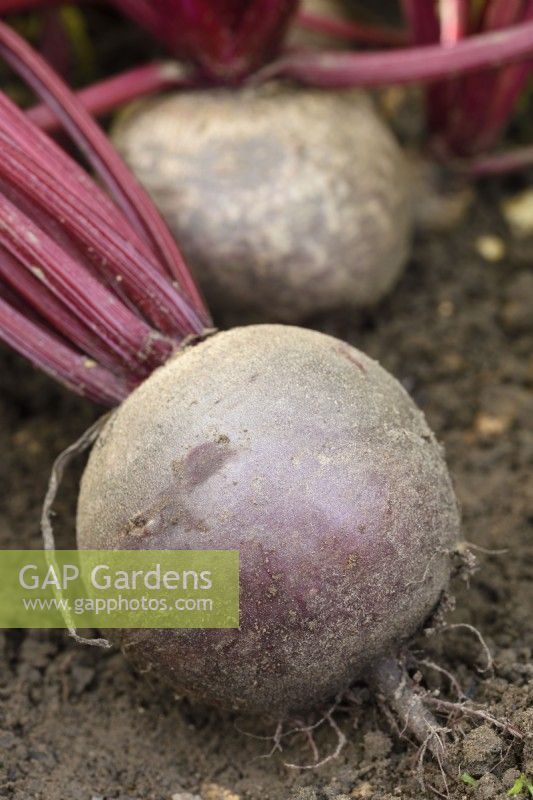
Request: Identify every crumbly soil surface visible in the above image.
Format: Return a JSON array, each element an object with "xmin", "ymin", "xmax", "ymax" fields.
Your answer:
[{"xmin": 0, "ymin": 189, "xmax": 532, "ymax": 800}]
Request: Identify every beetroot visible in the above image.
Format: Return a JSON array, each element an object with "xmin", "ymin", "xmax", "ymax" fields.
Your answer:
[
  {"xmin": 77, "ymin": 324, "xmax": 460, "ymax": 716},
  {"xmin": 112, "ymin": 86, "xmax": 412, "ymax": 322}
]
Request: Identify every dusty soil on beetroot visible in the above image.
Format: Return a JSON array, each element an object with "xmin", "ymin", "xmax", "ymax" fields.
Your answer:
[{"xmin": 0, "ymin": 193, "xmax": 532, "ymax": 800}]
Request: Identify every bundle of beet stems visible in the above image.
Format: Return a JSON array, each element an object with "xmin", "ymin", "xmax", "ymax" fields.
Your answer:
[
  {"xmin": 0, "ymin": 2, "xmax": 528, "ymax": 781},
  {"xmin": 3, "ymin": 0, "xmax": 532, "ymax": 173},
  {"xmin": 0, "ymin": 19, "xmax": 210, "ymax": 403}
]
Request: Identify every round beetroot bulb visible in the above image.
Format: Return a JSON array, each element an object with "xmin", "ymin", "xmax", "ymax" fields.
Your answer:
[{"xmin": 77, "ymin": 325, "xmax": 460, "ymax": 716}]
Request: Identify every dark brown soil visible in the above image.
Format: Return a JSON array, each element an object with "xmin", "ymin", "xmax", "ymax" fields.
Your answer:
[{"xmin": 0, "ymin": 190, "xmax": 532, "ymax": 800}]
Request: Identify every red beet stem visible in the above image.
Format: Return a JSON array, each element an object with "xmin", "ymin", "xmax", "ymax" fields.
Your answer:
[
  {"xmin": 463, "ymin": 144, "xmax": 533, "ymax": 176},
  {"xmin": 400, "ymin": 0, "xmax": 440, "ymax": 43},
  {"xmin": 0, "ymin": 20, "xmax": 209, "ymax": 320},
  {"xmin": 262, "ymin": 19, "xmax": 533, "ymax": 86},
  {"xmin": 483, "ymin": 0, "xmax": 526, "ymax": 29},
  {"xmin": 441, "ymin": 56, "xmax": 533, "ymax": 156},
  {"xmin": 0, "ymin": 243, "xmax": 134, "ymax": 375},
  {"xmin": 232, "ymin": 0, "xmax": 298, "ymax": 76},
  {"xmin": 474, "ymin": 59, "xmax": 533, "ymax": 152},
  {"xmin": 28, "ymin": 61, "xmax": 196, "ymax": 133},
  {"xmin": 438, "ymin": 0, "xmax": 468, "ymax": 45},
  {"xmin": 112, "ymin": 0, "xmax": 234, "ymax": 75},
  {"xmin": 295, "ymin": 10, "xmax": 408, "ymax": 47},
  {"xmin": 0, "ymin": 293, "xmax": 128, "ymax": 405}
]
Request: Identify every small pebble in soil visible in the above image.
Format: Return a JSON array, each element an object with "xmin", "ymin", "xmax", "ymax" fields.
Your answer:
[
  {"xmin": 438, "ymin": 299, "xmax": 455, "ymax": 318},
  {"xmin": 478, "ymin": 384, "xmax": 533, "ymax": 433},
  {"xmin": 476, "ymin": 235, "xmax": 506, "ymax": 262},
  {"xmin": 502, "ymin": 189, "xmax": 533, "ymax": 239},
  {"xmin": 474, "ymin": 412, "xmax": 510, "ymax": 437},
  {"xmin": 201, "ymin": 783, "xmax": 240, "ymax": 800},
  {"xmin": 171, "ymin": 793, "xmax": 202, "ymax": 800},
  {"xmin": 351, "ymin": 783, "xmax": 374, "ymax": 798},
  {"xmin": 462, "ymin": 725, "xmax": 503, "ymax": 774}
]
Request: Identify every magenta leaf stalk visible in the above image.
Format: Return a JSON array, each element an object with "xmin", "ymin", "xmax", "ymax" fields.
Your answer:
[
  {"xmin": 0, "ymin": 293, "xmax": 129, "ymax": 405},
  {"xmin": 464, "ymin": 143, "xmax": 533, "ymax": 176},
  {"xmin": 28, "ymin": 60, "xmax": 196, "ymax": 132},
  {"xmin": 401, "ymin": 0, "xmax": 440, "ymax": 44},
  {"xmin": 472, "ymin": 59, "xmax": 533, "ymax": 153},
  {"xmin": 260, "ymin": 19, "xmax": 533, "ymax": 87},
  {"xmin": 438, "ymin": 0, "xmax": 468, "ymax": 45},
  {"xmin": 484, "ymin": 0, "xmax": 526, "ymax": 29},
  {"xmin": 230, "ymin": 0, "xmax": 299, "ymax": 77},
  {"xmin": 0, "ymin": 241, "xmax": 135, "ymax": 374}
]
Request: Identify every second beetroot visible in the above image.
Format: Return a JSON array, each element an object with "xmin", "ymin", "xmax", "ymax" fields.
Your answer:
[{"xmin": 113, "ymin": 85, "xmax": 412, "ymax": 322}]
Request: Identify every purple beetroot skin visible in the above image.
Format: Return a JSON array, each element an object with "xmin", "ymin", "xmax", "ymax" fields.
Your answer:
[{"xmin": 77, "ymin": 325, "xmax": 461, "ymax": 717}]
